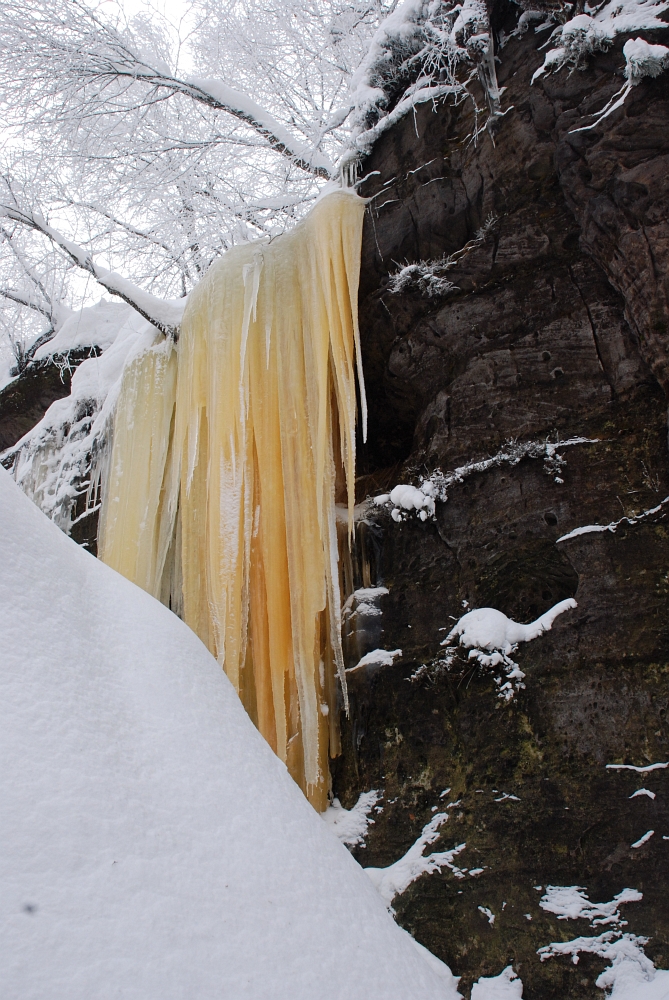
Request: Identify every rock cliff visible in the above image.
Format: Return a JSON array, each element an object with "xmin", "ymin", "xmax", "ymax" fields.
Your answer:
[{"xmin": 335, "ymin": 4, "xmax": 669, "ymax": 996}]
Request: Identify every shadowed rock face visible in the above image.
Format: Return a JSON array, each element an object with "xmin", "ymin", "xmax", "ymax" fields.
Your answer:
[
  {"xmin": 0, "ymin": 350, "xmax": 102, "ymax": 554},
  {"xmin": 335, "ymin": 7, "xmax": 669, "ymax": 997},
  {"xmin": 0, "ymin": 351, "xmax": 96, "ymax": 454}
]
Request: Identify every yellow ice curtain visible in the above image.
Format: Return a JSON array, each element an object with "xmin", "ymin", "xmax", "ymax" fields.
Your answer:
[{"xmin": 98, "ymin": 190, "xmax": 367, "ymax": 809}]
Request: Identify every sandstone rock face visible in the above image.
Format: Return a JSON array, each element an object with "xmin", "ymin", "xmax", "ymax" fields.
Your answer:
[{"xmin": 336, "ymin": 9, "xmax": 669, "ymax": 997}]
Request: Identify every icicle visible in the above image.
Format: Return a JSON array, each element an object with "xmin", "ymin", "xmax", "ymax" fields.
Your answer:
[
  {"xmin": 98, "ymin": 190, "xmax": 366, "ymax": 810},
  {"xmin": 97, "ymin": 337, "xmax": 179, "ymax": 597}
]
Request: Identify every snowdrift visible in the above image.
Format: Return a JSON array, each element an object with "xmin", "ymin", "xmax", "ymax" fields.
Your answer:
[{"xmin": 0, "ymin": 468, "xmax": 458, "ymax": 1000}]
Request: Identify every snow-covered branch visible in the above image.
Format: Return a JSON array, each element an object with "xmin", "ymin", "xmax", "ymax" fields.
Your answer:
[
  {"xmin": 68, "ymin": 202, "xmax": 194, "ymax": 287},
  {"xmin": 0, "ymin": 287, "xmax": 54, "ymax": 322},
  {"xmin": 175, "ymin": 77, "xmax": 334, "ymax": 178},
  {"xmin": 0, "ymin": 203, "xmax": 183, "ymax": 339},
  {"xmin": 0, "ymin": 0, "xmax": 334, "ymax": 179},
  {"xmin": 0, "ymin": 222, "xmax": 76, "ymax": 365}
]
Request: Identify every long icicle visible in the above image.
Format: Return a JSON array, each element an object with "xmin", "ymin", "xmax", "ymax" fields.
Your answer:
[{"xmin": 98, "ymin": 190, "xmax": 366, "ymax": 809}]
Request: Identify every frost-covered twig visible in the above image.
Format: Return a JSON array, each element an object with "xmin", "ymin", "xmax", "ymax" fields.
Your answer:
[
  {"xmin": 426, "ymin": 436, "xmax": 599, "ymax": 498},
  {"xmin": 388, "ymin": 213, "xmax": 497, "ymax": 297},
  {"xmin": 372, "ymin": 437, "xmax": 600, "ymax": 524},
  {"xmin": 409, "ymin": 651, "xmax": 458, "ymax": 684}
]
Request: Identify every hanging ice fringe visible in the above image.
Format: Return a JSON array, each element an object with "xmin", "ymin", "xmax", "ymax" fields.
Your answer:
[{"xmin": 98, "ymin": 190, "xmax": 367, "ymax": 809}]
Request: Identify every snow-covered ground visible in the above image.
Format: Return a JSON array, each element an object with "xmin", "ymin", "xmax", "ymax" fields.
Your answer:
[{"xmin": 0, "ymin": 467, "xmax": 460, "ymax": 1000}]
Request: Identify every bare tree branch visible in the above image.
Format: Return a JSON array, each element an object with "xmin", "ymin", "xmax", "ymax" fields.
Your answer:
[{"xmin": 0, "ymin": 0, "xmax": 334, "ymax": 179}]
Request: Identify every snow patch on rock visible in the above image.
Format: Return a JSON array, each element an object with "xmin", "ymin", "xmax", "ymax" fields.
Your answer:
[
  {"xmin": 557, "ymin": 495, "xmax": 669, "ymax": 543},
  {"xmin": 322, "ymin": 789, "xmax": 382, "ymax": 848},
  {"xmin": 471, "ymin": 966, "xmax": 523, "ymax": 999},
  {"xmin": 347, "ymin": 647, "xmax": 403, "ymax": 673},
  {"xmin": 364, "ymin": 812, "xmax": 468, "ymax": 908},
  {"xmin": 539, "ymin": 886, "xmax": 643, "ymax": 926},
  {"xmin": 537, "ymin": 882, "xmax": 669, "ymax": 998}
]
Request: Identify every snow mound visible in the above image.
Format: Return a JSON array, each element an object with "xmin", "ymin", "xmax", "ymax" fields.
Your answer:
[
  {"xmin": 440, "ymin": 600, "xmax": 577, "ymax": 701},
  {"xmin": 471, "ymin": 966, "xmax": 523, "ymax": 998},
  {"xmin": 322, "ymin": 789, "xmax": 381, "ymax": 847},
  {"xmin": 33, "ymin": 300, "xmax": 133, "ymax": 359},
  {"xmin": 0, "ymin": 468, "xmax": 460, "ymax": 1000},
  {"xmin": 445, "ymin": 601, "xmax": 577, "ymax": 654},
  {"xmin": 374, "ymin": 481, "xmax": 436, "ymax": 521}
]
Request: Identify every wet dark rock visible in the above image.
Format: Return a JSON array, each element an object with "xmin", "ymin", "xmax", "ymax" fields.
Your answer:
[{"xmin": 337, "ymin": 7, "xmax": 669, "ymax": 996}]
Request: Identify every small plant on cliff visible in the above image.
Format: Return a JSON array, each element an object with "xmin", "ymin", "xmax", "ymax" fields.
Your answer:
[{"xmin": 388, "ymin": 213, "xmax": 498, "ymax": 297}]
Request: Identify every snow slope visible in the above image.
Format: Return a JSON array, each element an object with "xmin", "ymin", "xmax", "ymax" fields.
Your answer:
[{"xmin": 0, "ymin": 468, "xmax": 459, "ymax": 1000}]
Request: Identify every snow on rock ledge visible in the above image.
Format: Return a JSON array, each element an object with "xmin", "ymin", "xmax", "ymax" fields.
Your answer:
[
  {"xmin": 445, "ymin": 600, "xmax": 577, "ymax": 655},
  {"xmin": 33, "ymin": 301, "xmax": 133, "ymax": 359},
  {"xmin": 531, "ymin": 0, "xmax": 669, "ymax": 127},
  {"xmin": 0, "ymin": 468, "xmax": 460, "ymax": 1000},
  {"xmin": 531, "ymin": 0, "xmax": 669, "ymax": 83},
  {"xmin": 440, "ymin": 600, "xmax": 577, "ymax": 701}
]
